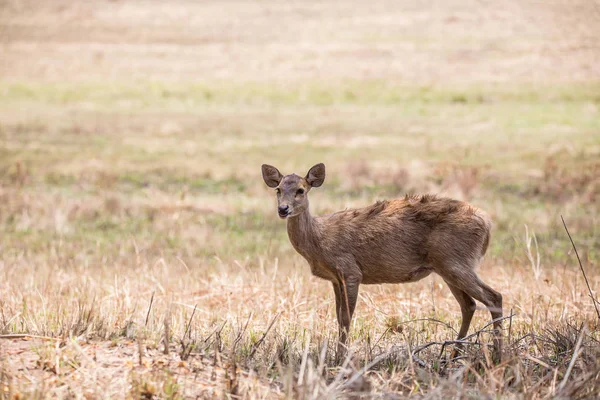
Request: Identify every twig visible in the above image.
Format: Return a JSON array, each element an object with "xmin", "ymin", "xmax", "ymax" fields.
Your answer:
[
  {"xmin": 0, "ymin": 334, "xmax": 60, "ymax": 341},
  {"xmin": 183, "ymin": 304, "xmax": 198, "ymax": 340},
  {"xmin": 232, "ymin": 312, "xmax": 253, "ymax": 349},
  {"xmin": 227, "ymin": 346, "xmax": 239, "ymax": 396},
  {"xmin": 464, "ymin": 313, "xmax": 513, "ymax": 340},
  {"xmin": 368, "ymin": 327, "xmax": 392, "ymax": 357},
  {"xmin": 163, "ymin": 303, "xmax": 171, "ymax": 355},
  {"xmin": 202, "ymin": 321, "xmax": 227, "ymax": 352},
  {"xmin": 413, "ymin": 340, "xmax": 480, "ymax": 358},
  {"xmin": 413, "ymin": 313, "xmax": 515, "ymax": 358},
  {"xmin": 144, "ymin": 291, "xmax": 155, "ymax": 327},
  {"xmin": 248, "ymin": 312, "xmax": 280, "ymax": 358},
  {"xmin": 512, "ymin": 333, "xmax": 534, "ymax": 347},
  {"xmin": 179, "ymin": 304, "xmax": 198, "ymax": 361},
  {"xmin": 412, "ymin": 354, "xmax": 427, "ymax": 368},
  {"xmin": 525, "ymin": 354, "xmax": 552, "ymax": 370},
  {"xmin": 397, "ymin": 318, "xmax": 458, "ymax": 335},
  {"xmin": 558, "ymin": 324, "xmax": 587, "ymax": 392},
  {"xmin": 561, "ymin": 215, "xmax": 600, "ymax": 321},
  {"xmin": 298, "ymin": 333, "xmax": 311, "ymax": 386},
  {"xmin": 137, "ymin": 336, "xmax": 145, "ymax": 366},
  {"xmin": 508, "ymin": 308, "xmax": 514, "ymax": 348}
]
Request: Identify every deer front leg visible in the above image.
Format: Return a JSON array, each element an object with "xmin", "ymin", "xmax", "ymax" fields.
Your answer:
[
  {"xmin": 332, "ymin": 282, "xmax": 342, "ymax": 327},
  {"xmin": 333, "ymin": 275, "xmax": 360, "ymax": 363}
]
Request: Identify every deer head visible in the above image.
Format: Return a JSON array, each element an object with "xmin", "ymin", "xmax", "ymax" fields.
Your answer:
[{"xmin": 261, "ymin": 163, "xmax": 326, "ymax": 219}]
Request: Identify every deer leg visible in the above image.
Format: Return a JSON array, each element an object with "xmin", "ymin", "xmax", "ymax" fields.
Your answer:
[
  {"xmin": 445, "ymin": 282, "xmax": 476, "ymax": 357},
  {"xmin": 332, "ymin": 281, "xmax": 345, "ymax": 362},
  {"xmin": 439, "ymin": 268, "xmax": 503, "ymax": 361},
  {"xmin": 335, "ymin": 276, "xmax": 360, "ymax": 362},
  {"xmin": 474, "ymin": 280, "xmax": 503, "ymax": 362},
  {"xmin": 446, "ymin": 283, "xmax": 476, "ymax": 340},
  {"xmin": 332, "ymin": 282, "xmax": 342, "ymax": 327}
]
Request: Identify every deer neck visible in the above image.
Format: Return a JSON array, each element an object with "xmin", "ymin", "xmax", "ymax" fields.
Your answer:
[{"xmin": 286, "ymin": 207, "xmax": 321, "ymax": 260}]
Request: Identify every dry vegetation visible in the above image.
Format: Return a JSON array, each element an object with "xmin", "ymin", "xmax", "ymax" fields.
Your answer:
[{"xmin": 1, "ymin": 0, "xmax": 600, "ymax": 398}]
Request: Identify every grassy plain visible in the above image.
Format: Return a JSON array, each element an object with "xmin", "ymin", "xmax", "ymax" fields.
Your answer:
[{"xmin": 1, "ymin": 0, "xmax": 600, "ymax": 398}]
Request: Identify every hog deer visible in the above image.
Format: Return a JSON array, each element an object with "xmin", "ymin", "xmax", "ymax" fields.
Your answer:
[{"xmin": 261, "ymin": 163, "xmax": 503, "ymax": 361}]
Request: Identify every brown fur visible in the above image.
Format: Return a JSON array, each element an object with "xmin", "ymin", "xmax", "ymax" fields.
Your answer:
[{"xmin": 261, "ymin": 163, "xmax": 503, "ymax": 361}]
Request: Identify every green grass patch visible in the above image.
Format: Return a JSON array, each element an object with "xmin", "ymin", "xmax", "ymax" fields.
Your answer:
[{"xmin": 2, "ymin": 80, "xmax": 600, "ymax": 110}]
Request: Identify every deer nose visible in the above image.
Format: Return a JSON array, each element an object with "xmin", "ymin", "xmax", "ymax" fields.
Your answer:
[{"xmin": 278, "ymin": 205, "xmax": 289, "ymax": 215}]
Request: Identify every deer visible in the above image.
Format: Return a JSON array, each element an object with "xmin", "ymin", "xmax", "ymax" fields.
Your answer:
[{"xmin": 261, "ymin": 163, "xmax": 503, "ymax": 362}]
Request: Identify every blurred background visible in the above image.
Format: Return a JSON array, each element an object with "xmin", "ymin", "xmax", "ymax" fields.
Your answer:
[{"xmin": 1, "ymin": 0, "xmax": 598, "ymax": 265}]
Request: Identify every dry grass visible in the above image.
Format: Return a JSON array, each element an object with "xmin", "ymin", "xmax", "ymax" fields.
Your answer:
[
  {"xmin": 1, "ymin": 245, "xmax": 599, "ymax": 398},
  {"xmin": 1, "ymin": 0, "xmax": 600, "ymax": 398}
]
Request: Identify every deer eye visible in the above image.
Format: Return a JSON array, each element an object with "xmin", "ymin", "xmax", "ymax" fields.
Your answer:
[
  {"xmin": 296, "ymin": 188, "xmax": 305, "ymax": 195},
  {"xmin": 275, "ymin": 188, "xmax": 281, "ymax": 195}
]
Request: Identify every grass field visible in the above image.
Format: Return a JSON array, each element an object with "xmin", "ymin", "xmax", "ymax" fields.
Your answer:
[{"xmin": 1, "ymin": 0, "xmax": 600, "ymax": 398}]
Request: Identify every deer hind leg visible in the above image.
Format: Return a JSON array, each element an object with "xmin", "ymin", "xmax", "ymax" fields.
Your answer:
[
  {"xmin": 446, "ymin": 283, "xmax": 476, "ymax": 340},
  {"xmin": 445, "ymin": 282, "xmax": 476, "ymax": 358},
  {"xmin": 439, "ymin": 267, "xmax": 503, "ymax": 361}
]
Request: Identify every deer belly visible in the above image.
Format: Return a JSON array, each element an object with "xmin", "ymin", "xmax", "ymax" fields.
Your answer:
[{"xmin": 362, "ymin": 265, "xmax": 433, "ymax": 284}]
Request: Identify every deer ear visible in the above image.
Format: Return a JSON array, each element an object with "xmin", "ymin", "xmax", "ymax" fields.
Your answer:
[
  {"xmin": 262, "ymin": 164, "xmax": 283, "ymax": 188},
  {"xmin": 306, "ymin": 163, "xmax": 325, "ymax": 187}
]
